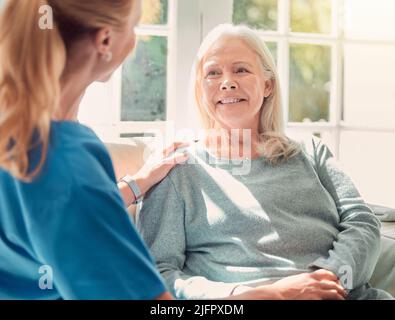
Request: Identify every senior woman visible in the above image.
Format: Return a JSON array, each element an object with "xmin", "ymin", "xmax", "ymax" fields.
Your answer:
[
  {"xmin": 137, "ymin": 24, "xmax": 393, "ymax": 300},
  {"xmin": 0, "ymin": 0, "xmax": 190, "ymax": 299}
]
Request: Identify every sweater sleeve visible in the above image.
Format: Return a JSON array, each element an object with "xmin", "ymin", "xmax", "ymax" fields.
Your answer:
[
  {"xmin": 306, "ymin": 137, "xmax": 381, "ymax": 289},
  {"xmin": 137, "ymin": 174, "xmax": 239, "ymax": 299}
]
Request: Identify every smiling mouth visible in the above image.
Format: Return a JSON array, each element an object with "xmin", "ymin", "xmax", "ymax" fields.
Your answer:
[{"xmin": 217, "ymin": 98, "xmax": 247, "ymax": 105}]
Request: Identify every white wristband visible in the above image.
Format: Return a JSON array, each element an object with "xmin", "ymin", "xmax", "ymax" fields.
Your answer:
[{"xmin": 120, "ymin": 174, "xmax": 142, "ymax": 204}]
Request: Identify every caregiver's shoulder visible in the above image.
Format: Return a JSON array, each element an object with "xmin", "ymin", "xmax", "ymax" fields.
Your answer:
[{"xmin": 50, "ymin": 121, "xmax": 115, "ymax": 188}]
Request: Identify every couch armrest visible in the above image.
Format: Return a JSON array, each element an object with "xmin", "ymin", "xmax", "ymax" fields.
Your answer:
[
  {"xmin": 105, "ymin": 141, "xmax": 148, "ymax": 180},
  {"xmin": 381, "ymin": 222, "xmax": 395, "ymax": 240},
  {"xmin": 367, "ymin": 203, "xmax": 395, "ymax": 238},
  {"xmin": 368, "ymin": 203, "xmax": 395, "ymax": 222},
  {"xmin": 370, "ymin": 236, "xmax": 395, "ymax": 297}
]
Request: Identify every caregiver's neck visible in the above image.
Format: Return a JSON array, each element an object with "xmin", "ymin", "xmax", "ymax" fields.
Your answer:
[{"xmin": 52, "ymin": 40, "xmax": 98, "ymax": 122}]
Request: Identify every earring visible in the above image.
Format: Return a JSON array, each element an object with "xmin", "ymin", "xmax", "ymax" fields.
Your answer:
[{"xmin": 103, "ymin": 52, "xmax": 113, "ymax": 62}]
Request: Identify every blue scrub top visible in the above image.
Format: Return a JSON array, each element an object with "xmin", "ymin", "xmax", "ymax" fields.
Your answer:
[{"xmin": 0, "ymin": 121, "xmax": 166, "ymax": 299}]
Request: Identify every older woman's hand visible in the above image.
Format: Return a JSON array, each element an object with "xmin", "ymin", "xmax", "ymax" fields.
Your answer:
[
  {"xmin": 269, "ymin": 269, "xmax": 347, "ymax": 300},
  {"xmin": 230, "ymin": 269, "xmax": 347, "ymax": 300}
]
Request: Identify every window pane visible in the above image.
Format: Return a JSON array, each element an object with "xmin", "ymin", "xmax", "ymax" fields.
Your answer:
[
  {"xmin": 291, "ymin": 0, "xmax": 332, "ymax": 34},
  {"xmin": 233, "ymin": 0, "xmax": 277, "ymax": 31},
  {"xmin": 345, "ymin": 0, "xmax": 395, "ymax": 40},
  {"xmin": 339, "ymin": 131, "xmax": 395, "ymax": 208},
  {"xmin": 140, "ymin": 0, "xmax": 168, "ymax": 25},
  {"xmin": 343, "ymin": 44, "xmax": 395, "ymax": 127},
  {"xmin": 121, "ymin": 36, "xmax": 167, "ymax": 121},
  {"xmin": 289, "ymin": 44, "xmax": 331, "ymax": 122}
]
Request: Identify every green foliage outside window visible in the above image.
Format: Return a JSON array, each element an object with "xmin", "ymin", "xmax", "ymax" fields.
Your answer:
[
  {"xmin": 233, "ymin": 0, "xmax": 332, "ymax": 122},
  {"xmin": 121, "ymin": 0, "xmax": 168, "ymax": 122},
  {"xmin": 233, "ymin": 0, "xmax": 278, "ymax": 31},
  {"xmin": 289, "ymin": 44, "xmax": 331, "ymax": 122},
  {"xmin": 291, "ymin": 0, "xmax": 331, "ymax": 34},
  {"xmin": 140, "ymin": 0, "xmax": 168, "ymax": 25},
  {"xmin": 121, "ymin": 36, "xmax": 167, "ymax": 121}
]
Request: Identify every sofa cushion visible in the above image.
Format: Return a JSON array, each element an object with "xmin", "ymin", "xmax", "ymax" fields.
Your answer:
[{"xmin": 106, "ymin": 142, "xmax": 148, "ymax": 180}]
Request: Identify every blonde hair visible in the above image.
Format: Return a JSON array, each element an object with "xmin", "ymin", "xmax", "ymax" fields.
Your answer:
[
  {"xmin": 191, "ymin": 24, "xmax": 300, "ymax": 165},
  {"xmin": 0, "ymin": 0, "xmax": 135, "ymax": 181}
]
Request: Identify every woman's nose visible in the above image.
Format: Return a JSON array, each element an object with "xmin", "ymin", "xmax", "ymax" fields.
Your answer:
[{"xmin": 220, "ymin": 79, "xmax": 238, "ymax": 91}]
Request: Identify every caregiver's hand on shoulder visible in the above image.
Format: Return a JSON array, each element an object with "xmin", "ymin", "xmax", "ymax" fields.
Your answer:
[
  {"xmin": 118, "ymin": 142, "xmax": 189, "ymax": 207},
  {"xmin": 133, "ymin": 142, "xmax": 190, "ymax": 197}
]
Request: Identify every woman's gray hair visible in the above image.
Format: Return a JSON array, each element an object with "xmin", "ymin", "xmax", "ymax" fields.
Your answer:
[{"xmin": 190, "ymin": 23, "xmax": 300, "ymax": 164}]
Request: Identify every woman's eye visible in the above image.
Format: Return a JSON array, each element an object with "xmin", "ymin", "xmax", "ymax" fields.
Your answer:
[
  {"xmin": 206, "ymin": 70, "xmax": 221, "ymax": 77},
  {"xmin": 236, "ymin": 67, "xmax": 248, "ymax": 74}
]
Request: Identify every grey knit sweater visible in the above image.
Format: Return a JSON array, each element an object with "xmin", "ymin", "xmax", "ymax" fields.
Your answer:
[{"xmin": 137, "ymin": 138, "xmax": 382, "ymax": 299}]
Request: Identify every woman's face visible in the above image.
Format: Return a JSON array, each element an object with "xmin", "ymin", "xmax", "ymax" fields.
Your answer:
[
  {"xmin": 201, "ymin": 36, "xmax": 272, "ymax": 131},
  {"xmin": 97, "ymin": 0, "xmax": 142, "ymax": 81}
]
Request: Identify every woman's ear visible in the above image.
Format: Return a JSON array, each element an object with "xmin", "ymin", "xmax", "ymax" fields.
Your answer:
[
  {"xmin": 264, "ymin": 79, "xmax": 274, "ymax": 98},
  {"xmin": 94, "ymin": 27, "xmax": 112, "ymax": 57}
]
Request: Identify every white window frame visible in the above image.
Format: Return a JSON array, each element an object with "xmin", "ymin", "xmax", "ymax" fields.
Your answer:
[
  {"xmin": 95, "ymin": 0, "xmax": 205, "ymax": 141},
  {"xmin": 112, "ymin": 0, "xmax": 176, "ymax": 138},
  {"xmin": 84, "ymin": 0, "xmax": 395, "ymax": 146},
  {"xmin": 198, "ymin": 0, "xmax": 395, "ymax": 160},
  {"xmin": 194, "ymin": 0, "xmax": 344, "ymax": 156},
  {"xmin": 83, "ymin": 0, "xmax": 180, "ymax": 142}
]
